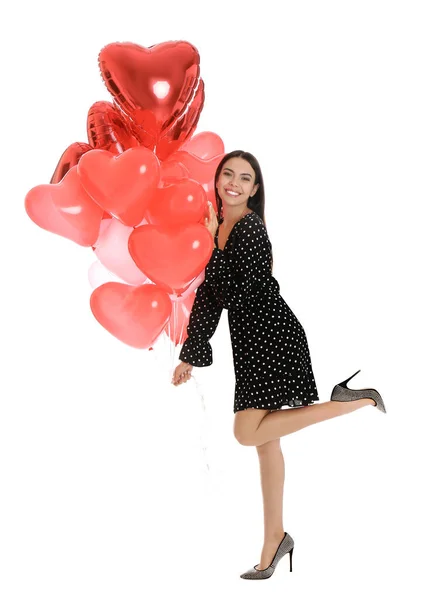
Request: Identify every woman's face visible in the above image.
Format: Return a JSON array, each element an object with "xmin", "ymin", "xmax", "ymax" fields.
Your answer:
[{"xmin": 216, "ymin": 157, "xmax": 259, "ymax": 210}]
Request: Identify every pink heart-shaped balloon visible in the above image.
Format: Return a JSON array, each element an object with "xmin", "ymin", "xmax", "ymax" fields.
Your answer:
[
  {"xmin": 25, "ymin": 166, "xmax": 103, "ymax": 246},
  {"xmin": 128, "ymin": 223, "xmax": 213, "ymax": 295},
  {"xmin": 77, "ymin": 146, "xmax": 160, "ymax": 226},
  {"xmin": 181, "ymin": 131, "xmax": 225, "ymax": 160},
  {"xmin": 93, "ymin": 217, "xmax": 148, "ymax": 285},
  {"xmin": 88, "ymin": 260, "xmax": 127, "ymax": 289},
  {"xmin": 166, "ymin": 292, "xmax": 196, "ymax": 345},
  {"xmin": 90, "ymin": 282, "xmax": 172, "ymax": 348}
]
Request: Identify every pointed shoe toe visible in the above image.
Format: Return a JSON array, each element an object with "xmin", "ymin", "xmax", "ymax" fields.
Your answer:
[
  {"xmin": 239, "ymin": 532, "xmax": 294, "ymax": 580},
  {"xmin": 240, "ymin": 565, "xmax": 275, "ymax": 579}
]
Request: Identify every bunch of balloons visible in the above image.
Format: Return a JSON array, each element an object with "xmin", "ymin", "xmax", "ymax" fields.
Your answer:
[{"xmin": 25, "ymin": 40, "xmax": 225, "ymax": 350}]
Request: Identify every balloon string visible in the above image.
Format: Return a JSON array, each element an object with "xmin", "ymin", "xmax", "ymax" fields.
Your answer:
[
  {"xmin": 168, "ymin": 297, "xmax": 211, "ymax": 475},
  {"xmin": 181, "ymin": 294, "xmax": 210, "ymax": 475},
  {"xmin": 191, "ymin": 372, "xmax": 211, "ymax": 475},
  {"xmin": 172, "ymin": 300, "xmax": 176, "ymax": 368}
]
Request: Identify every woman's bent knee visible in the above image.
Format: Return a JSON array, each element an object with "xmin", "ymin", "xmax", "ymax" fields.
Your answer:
[
  {"xmin": 233, "ymin": 407, "xmax": 270, "ymax": 446},
  {"xmin": 256, "ymin": 438, "xmax": 281, "ymax": 453}
]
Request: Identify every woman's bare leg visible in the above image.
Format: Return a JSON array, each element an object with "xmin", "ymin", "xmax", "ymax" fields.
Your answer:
[
  {"xmin": 234, "ymin": 398, "xmax": 376, "ymax": 447},
  {"xmin": 255, "ymin": 437, "xmax": 287, "ymax": 569}
]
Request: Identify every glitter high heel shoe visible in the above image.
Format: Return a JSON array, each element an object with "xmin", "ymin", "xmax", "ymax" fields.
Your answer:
[
  {"xmin": 330, "ymin": 369, "xmax": 386, "ymax": 413},
  {"xmin": 240, "ymin": 532, "xmax": 294, "ymax": 580}
]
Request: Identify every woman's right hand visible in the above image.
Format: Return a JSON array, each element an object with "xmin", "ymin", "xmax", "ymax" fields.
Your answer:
[
  {"xmin": 171, "ymin": 361, "xmax": 193, "ymax": 386},
  {"xmin": 204, "ymin": 202, "xmax": 218, "ymax": 240}
]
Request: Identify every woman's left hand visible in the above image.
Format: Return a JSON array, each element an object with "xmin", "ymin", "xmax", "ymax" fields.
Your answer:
[
  {"xmin": 204, "ymin": 202, "xmax": 218, "ymax": 240},
  {"xmin": 171, "ymin": 361, "xmax": 193, "ymax": 386}
]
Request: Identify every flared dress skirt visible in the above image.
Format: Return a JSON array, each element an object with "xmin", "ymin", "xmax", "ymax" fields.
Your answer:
[{"xmin": 178, "ymin": 211, "xmax": 320, "ymax": 413}]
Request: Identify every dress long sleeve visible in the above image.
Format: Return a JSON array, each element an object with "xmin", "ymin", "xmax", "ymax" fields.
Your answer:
[
  {"xmin": 204, "ymin": 215, "xmax": 272, "ymax": 310},
  {"xmin": 178, "ymin": 280, "xmax": 223, "ymax": 367}
]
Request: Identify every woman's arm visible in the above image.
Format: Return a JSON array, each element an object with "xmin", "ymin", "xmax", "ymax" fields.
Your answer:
[
  {"xmin": 204, "ymin": 215, "xmax": 272, "ymax": 310},
  {"xmin": 178, "ymin": 280, "xmax": 223, "ymax": 367}
]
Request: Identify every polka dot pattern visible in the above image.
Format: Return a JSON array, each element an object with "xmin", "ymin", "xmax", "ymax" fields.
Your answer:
[{"xmin": 179, "ymin": 212, "xmax": 320, "ymax": 413}]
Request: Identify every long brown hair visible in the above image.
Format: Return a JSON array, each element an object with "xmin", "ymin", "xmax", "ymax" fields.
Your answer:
[{"xmin": 214, "ymin": 150, "xmax": 273, "ymax": 272}]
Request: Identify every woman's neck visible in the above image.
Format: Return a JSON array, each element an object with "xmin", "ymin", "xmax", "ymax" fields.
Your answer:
[{"xmin": 221, "ymin": 206, "xmax": 253, "ymax": 227}]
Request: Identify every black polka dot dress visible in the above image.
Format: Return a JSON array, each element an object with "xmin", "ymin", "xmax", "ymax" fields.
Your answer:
[{"xmin": 179, "ymin": 212, "xmax": 320, "ymax": 413}]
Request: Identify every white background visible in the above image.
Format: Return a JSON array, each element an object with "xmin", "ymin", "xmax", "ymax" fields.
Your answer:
[{"xmin": 1, "ymin": 1, "xmax": 426, "ymax": 598}]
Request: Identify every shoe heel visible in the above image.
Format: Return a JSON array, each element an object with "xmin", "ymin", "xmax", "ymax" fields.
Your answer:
[
  {"xmin": 338, "ymin": 369, "xmax": 361, "ymax": 388},
  {"xmin": 289, "ymin": 547, "xmax": 293, "ymax": 572}
]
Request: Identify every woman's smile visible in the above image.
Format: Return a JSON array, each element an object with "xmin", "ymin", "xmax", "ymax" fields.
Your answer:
[{"xmin": 225, "ymin": 188, "xmax": 240, "ymax": 197}]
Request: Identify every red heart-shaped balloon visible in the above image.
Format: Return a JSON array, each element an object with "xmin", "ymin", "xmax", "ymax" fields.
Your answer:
[
  {"xmin": 50, "ymin": 142, "xmax": 92, "ymax": 184},
  {"xmin": 165, "ymin": 150, "xmax": 224, "ymax": 209},
  {"xmin": 155, "ymin": 79, "xmax": 205, "ymax": 161},
  {"xmin": 87, "ymin": 101, "xmax": 140, "ymax": 154},
  {"xmin": 90, "ymin": 282, "xmax": 172, "ymax": 349},
  {"xmin": 25, "ymin": 166, "xmax": 103, "ymax": 246},
  {"xmin": 159, "ymin": 159, "xmax": 189, "ymax": 187},
  {"xmin": 98, "ymin": 41, "xmax": 200, "ymax": 142},
  {"xmin": 77, "ymin": 147, "xmax": 160, "ymax": 226},
  {"xmin": 50, "ymin": 143, "xmax": 111, "ymax": 222},
  {"xmin": 145, "ymin": 179, "xmax": 207, "ymax": 228},
  {"xmin": 128, "ymin": 223, "xmax": 213, "ymax": 295}
]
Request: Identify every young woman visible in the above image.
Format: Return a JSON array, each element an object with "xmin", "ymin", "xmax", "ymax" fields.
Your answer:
[{"xmin": 171, "ymin": 150, "xmax": 386, "ymax": 580}]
